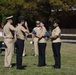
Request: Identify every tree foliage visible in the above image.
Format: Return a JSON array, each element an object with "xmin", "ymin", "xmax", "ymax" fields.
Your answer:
[{"xmin": 0, "ymin": 0, "xmax": 76, "ymax": 25}]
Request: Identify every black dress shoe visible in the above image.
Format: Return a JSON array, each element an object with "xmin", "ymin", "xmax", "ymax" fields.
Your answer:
[
  {"xmin": 52, "ymin": 65, "xmax": 61, "ymax": 69},
  {"xmin": 54, "ymin": 66, "xmax": 61, "ymax": 69},
  {"xmin": 37, "ymin": 64, "xmax": 46, "ymax": 67},
  {"xmin": 17, "ymin": 66, "xmax": 25, "ymax": 70}
]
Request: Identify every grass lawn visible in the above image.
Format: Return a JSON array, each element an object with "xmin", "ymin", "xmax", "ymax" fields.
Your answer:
[{"xmin": 0, "ymin": 39, "xmax": 76, "ymax": 75}]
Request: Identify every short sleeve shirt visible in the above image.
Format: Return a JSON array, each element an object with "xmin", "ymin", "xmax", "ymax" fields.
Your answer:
[
  {"xmin": 3, "ymin": 22, "xmax": 15, "ymax": 38},
  {"xmin": 33, "ymin": 27, "xmax": 42, "ymax": 36},
  {"xmin": 16, "ymin": 24, "xmax": 27, "ymax": 40},
  {"xmin": 51, "ymin": 26, "xmax": 61, "ymax": 43},
  {"xmin": 39, "ymin": 27, "xmax": 47, "ymax": 43}
]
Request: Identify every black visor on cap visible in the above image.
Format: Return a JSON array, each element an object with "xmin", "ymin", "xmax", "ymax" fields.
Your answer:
[
  {"xmin": 18, "ymin": 17, "xmax": 24, "ymax": 23},
  {"xmin": 53, "ymin": 19, "xmax": 59, "ymax": 24},
  {"xmin": 40, "ymin": 20, "xmax": 45, "ymax": 24}
]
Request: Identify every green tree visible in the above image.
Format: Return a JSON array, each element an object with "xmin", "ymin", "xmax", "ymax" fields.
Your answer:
[{"xmin": 0, "ymin": 0, "xmax": 76, "ymax": 28}]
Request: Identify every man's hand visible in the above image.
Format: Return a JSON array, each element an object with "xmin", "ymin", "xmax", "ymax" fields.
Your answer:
[
  {"xmin": 26, "ymin": 30, "xmax": 29, "ymax": 34},
  {"xmin": 25, "ymin": 21, "xmax": 28, "ymax": 28},
  {"xmin": 50, "ymin": 35, "xmax": 57, "ymax": 39},
  {"xmin": 36, "ymin": 34, "xmax": 42, "ymax": 38},
  {"xmin": 30, "ymin": 41, "xmax": 34, "ymax": 44}
]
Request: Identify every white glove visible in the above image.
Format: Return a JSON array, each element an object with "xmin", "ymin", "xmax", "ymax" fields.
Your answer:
[{"xmin": 30, "ymin": 41, "xmax": 34, "ymax": 44}]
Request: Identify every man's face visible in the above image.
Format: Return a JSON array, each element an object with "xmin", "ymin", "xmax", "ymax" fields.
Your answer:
[
  {"xmin": 40, "ymin": 22, "xmax": 44, "ymax": 27},
  {"xmin": 36, "ymin": 23, "xmax": 40, "ymax": 27},
  {"xmin": 21, "ymin": 21, "xmax": 25, "ymax": 25},
  {"xmin": 9, "ymin": 19, "xmax": 13, "ymax": 24},
  {"xmin": 53, "ymin": 23, "xmax": 58, "ymax": 28}
]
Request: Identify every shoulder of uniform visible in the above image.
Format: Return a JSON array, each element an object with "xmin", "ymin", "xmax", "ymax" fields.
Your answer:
[
  {"xmin": 56, "ymin": 26, "xmax": 60, "ymax": 30},
  {"xmin": 4, "ymin": 23, "xmax": 8, "ymax": 26},
  {"xmin": 10, "ymin": 24, "xmax": 13, "ymax": 26},
  {"xmin": 33, "ymin": 27, "xmax": 37, "ymax": 30},
  {"xmin": 9, "ymin": 24, "xmax": 15, "ymax": 28},
  {"xmin": 19, "ymin": 25, "xmax": 23, "ymax": 28},
  {"xmin": 55, "ymin": 27, "xmax": 61, "ymax": 32}
]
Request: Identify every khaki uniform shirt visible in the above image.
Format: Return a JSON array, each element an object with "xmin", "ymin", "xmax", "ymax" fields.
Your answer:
[
  {"xmin": 3, "ymin": 22, "xmax": 15, "ymax": 39},
  {"xmin": 33, "ymin": 27, "xmax": 42, "ymax": 42},
  {"xmin": 33, "ymin": 27, "xmax": 42, "ymax": 37},
  {"xmin": 16, "ymin": 24, "xmax": 27, "ymax": 40},
  {"xmin": 51, "ymin": 26, "xmax": 61, "ymax": 43},
  {"xmin": 39, "ymin": 27, "xmax": 47, "ymax": 43}
]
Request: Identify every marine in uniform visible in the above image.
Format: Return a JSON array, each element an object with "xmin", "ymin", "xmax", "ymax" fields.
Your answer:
[
  {"xmin": 32, "ymin": 21, "xmax": 41, "ymax": 56},
  {"xmin": 15, "ymin": 18, "xmax": 29, "ymax": 69},
  {"xmin": 3, "ymin": 16, "xmax": 16, "ymax": 68},
  {"xmin": 50, "ymin": 19, "xmax": 61, "ymax": 69}
]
